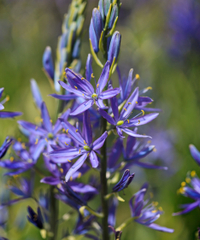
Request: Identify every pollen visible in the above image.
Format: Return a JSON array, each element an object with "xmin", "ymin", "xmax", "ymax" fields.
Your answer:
[
  {"xmin": 135, "ymin": 74, "xmax": 140, "ymax": 80},
  {"xmin": 78, "ymin": 173, "xmax": 82, "ymax": 178},
  {"xmin": 84, "ymin": 140, "xmax": 87, "ymax": 145},
  {"xmin": 66, "ymin": 129, "xmax": 69, "ymax": 134},
  {"xmin": 45, "ymin": 138, "xmax": 48, "ymax": 142},
  {"xmin": 151, "ymin": 210, "xmax": 157, "ymax": 213},
  {"xmin": 138, "ymin": 120, "xmax": 140, "ymax": 124},
  {"xmin": 81, "ymin": 77, "xmax": 84, "ymax": 80},
  {"xmin": 17, "ymin": 138, "xmax": 21, "ymax": 142},
  {"xmin": 35, "ymin": 139, "xmax": 38, "ymax": 144},
  {"xmin": 21, "ymin": 143, "xmax": 26, "ymax": 149},
  {"xmin": 141, "ymin": 110, "xmax": 145, "ymax": 115},
  {"xmin": 50, "ymin": 119, "xmax": 53, "ymax": 123},
  {"xmin": 35, "ymin": 126, "xmax": 38, "ymax": 130},
  {"xmin": 181, "ymin": 182, "xmax": 186, "ymax": 187},
  {"xmin": 76, "ymin": 129, "xmax": 78, "ymax": 132},
  {"xmin": 96, "ymin": 83, "xmax": 99, "ymax": 88},
  {"xmin": 128, "ymin": 102, "xmax": 131, "ymax": 105},
  {"xmin": 127, "ymin": 119, "xmax": 130, "ymax": 123},
  {"xmin": 135, "ymin": 101, "xmax": 138, "ymax": 104},
  {"xmin": 60, "ymin": 168, "xmax": 63, "ymax": 173},
  {"xmin": 74, "ymin": 86, "xmax": 78, "ymax": 89},
  {"xmin": 67, "ymin": 159, "xmax": 71, "ymax": 162},
  {"xmin": 10, "ymin": 156, "xmax": 14, "ymax": 162},
  {"xmin": 70, "ymin": 176, "xmax": 73, "ymax": 181},
  {"xmin": 123, "ymin": 107, "xmax": 127, "ymax": 111},
  {"xmin": 79, "ymin": 148, "xmax": 81, "ymax": 154},
  {"xmin": 91, "ymin": 73, "xmax": 95, "ymax": 78},
  {"xmin": 65, "ymin": 142, "xmax": 68, "ymax": 145},
  {"xmin": 40, "ymin": 118, "xmax": 43, "ymax": 122},
  {"xmin": 185, "ymin": 177, "xmax": 191, "ymax": 183},
  {"xmin": 191, "ymin": 171, "xmax": 196, "ymax": 177},
  {"xmin": 153, "ymin": 148, "xmax": 157, "ymax": 152}
]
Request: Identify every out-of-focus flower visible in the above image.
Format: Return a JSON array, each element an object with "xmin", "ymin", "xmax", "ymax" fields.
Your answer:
[
  {"xmin": 0, "ymin": 137, "xmax": 13, "ymax": 159},
  {"xmin": 189, "ymin": 144, "xmax": 200, "ymax": 166},
  {"xmin": 129, "ymin": 183, "xmax": 174, "ymax": 232}
]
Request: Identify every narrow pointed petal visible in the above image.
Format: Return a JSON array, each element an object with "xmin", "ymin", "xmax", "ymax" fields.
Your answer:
[
  {"xmin": 43, "ymin": 46, "xmax": 54, "ymax": 80},
  {"xmin": 53, "ymin": 109, "xmax": 71, "ymax": 134},
  {"xmin": 49, "ymin": 148, "xmax": 81, "ymax": 159},
  {"xmin": 110, "ymin": 95, "xmax": 119, "ymax": 121},
  {"xmin": 89, "ymin": 19, "xmax": 99, "ymax": 53},
  {"xmin": 18, "ymin": 120, "xmax": 47, "ymax": 136},
  {"xmin": 96, "ymin": 99, "xmax": 107, "ymax": 109},
  {"xmin": 133, "ymin": 161, "xmax": 168, "ymax": 170},
  {"xmin": 120, "ymin": 87, "xmax": 139, "ymax": 120},
  {"xmin": 70, "ymin": 100, "xmax": 94, "ymax": 116},
  {"xmin": 30, "ymin": 79, "xmax": 43, "ymax": 109},
  {"xmin": 127, "ymin": 145, "xmax": 155, "ymax": 160},
  {"xmin": 0, "ymin": 103, "xmax": 4, "ymax": 110},
  {"xmin": 0, "ymin": 88, "xmax": 4, "ymax": 98},
  {"xmin": 122, "ymin": 128, "xmax": 151, "ymax": 139},
  {"xmin": 189, "ymin": 144, "xmax": 200, "ymax": 166},
  {"xmin": 124, "ymin": 113, "xmax": 159, "ymax": 128},
  {"xmin": 0, "ymin": 137, "xmax": 13, "ymax": 159},
  {"xmin": 99, "ymin": 88, "xmax": 120, "ymax": 100},
  {"xmin": 108, "ymin": 138, "xmax": 123, "ymax": 169},
  {"xmin": 41, "ymin": 176, "xmax": 60, "ymax": 185},
  {"xmin": 125, "ymin": 135, "xmax": 136, "ymax": 158},
  {"xmin": 50, "ymin": 93, "xmax": 77, "ymax": 101},
  {"xmin": 0, "ymin": 111, "xmax": 22, "ymax": 118},
  {"xmin": 173, "ymin": 201, "xmax": 200, "ymax": 216},
  {"xmin": 89, "ymin": 151, "xmax": 99, "ymax": 168},
  {"xmin": 97, "ymin": 61, "xmax": 110, "ymax": 94},
  {"xmin": 59, "ymin": 81, "xmax": 87, "ymax": 98},
  {"xmin": 65, "ymin": 153, "xmax": 88, "ymax": 182},
  {"xmin": 147, "ymin": 223, "xmax": 174, "ymax": 233},
  {"xmin": 41, "ymin": 102, "xmax": 52, "ymax": 132},
  {"xmin": 99, "ymin": 109, "xmax": 115, "ymax": 125},
  {"xmin": 83, "ymin": 111, "xmax": 92, "ymax": 145},
  {"xmin": 85, "ymin": 54, "xmax": 93, "ymax": 82},
  {"xmin": 61, "ymin": 121, "xmax": 85, "ymax": 146},
  {"xmin": 92, "ymin": 131, "xmax": 108, "ymax": 150},
  {"xmin": 32, "ymin": 139, "xmax": 46, "ymax": 160},
  {"xmin": 116, "ymin": 127, "xmax": 124, "ymax": 138},
  {"xmin": 68, "ymin": 182, "xmax": 98, "ymax": 194}
]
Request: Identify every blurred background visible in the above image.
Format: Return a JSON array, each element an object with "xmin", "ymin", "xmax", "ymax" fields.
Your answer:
[{"xmin": 0, "ymin": 0, "xmax": 200, "ymax": 239}]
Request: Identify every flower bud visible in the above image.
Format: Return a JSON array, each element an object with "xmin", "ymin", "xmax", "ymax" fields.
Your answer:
[
  {"xmin": 108, "ymin": 31, "xmax": 121, "ymax": 64},
  {"xmin": 42, "ymin": 46, "xmax": 54, "ymax": 80}
]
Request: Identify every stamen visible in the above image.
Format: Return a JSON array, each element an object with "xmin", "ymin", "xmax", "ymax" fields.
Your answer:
[
  {"xmin": 141, "ymin": 110, "xmax": 145, "ymax": 116},
  {"xmin": 127, "ymin": 119, "xmax": 129, "ymax": 123},
  {"xmin": 67, "ymin": 159, "xmax": 71, "ymax": 162},
  {"xmin": 191, "ymin": 171, "xmax": 196, "ymax": 177},
  {"xmin": 74, "ymin": 86, "xmax": 78, "ymax": 89},
  {"xmin": 153, "ymin": 148, "xmax": 157, "ymax": 152},
  {"xmin": 35, "ymin": 139, "xmax": 38, "ymax": 144},
  {"xmin": 79, "ymin": 148, "xmax": 81, "ymax": 154},
  {"xmin": 185, "ymin": 177, "xmax": 191, "ymax": 183},
  {"xmin": 50, "ymin": 119, "xmax": 53, "ymax": 123},
  {"xmin": 45, "ymin": 138, "xmax": 48, "ymax": 142},
  {"xmin": 70, "ymin": 176, "xmax": 73, "ymax": 181},
  {"xmin": 21, "ymin": 143, "xmax": 26, "ymax": 149},
  {"xmin": 91, "ymin": 73, "xmax": 95, "ymax": 78},
  {"xmin": 40, "ymin": 118, "xmax": 43, "ymax": 122},
  {"xmin": 10, "ymin": 156, "xmax": 14, "ymax": 162},
  {"xmin": 135, "ymin": 101, "xmax": 138, "ymax": 104},
  {"xmin": 17, "ymin": 138, "xmax": 21, "ymax": 142},
  {"xmin": 78, "ymin": 173, "xmax": 82, "ymax": 178},
  {"xmin": 181, "ymin": 182, "xmax": 186, "ymax": 187},
  {"xmin": 84, "ymin": 140, "xmax": 87, "ymax": 145},
  {"xmin": 123, "ymin": 108, "xmax": 127, "ymax": 111},
  {"xmin": 60, "ymin": 168, "xmax": 63, "ymax": 173},
  {"xmin": 76, "ymin": 129, "xmax": 78, "ymax": 132},
  {"xmin": 128, "ymin": 102, "xmax": 131, "ymax": 105},
  {"xmin": 135, "ymin": 74, "xmax": 140, "ymax": 80},
  {"xmin": 66, "ymin": 129, "xmax": 69, "ymax": 134},
  {"xmin": 138, "ymin": 120, "xmax": 140, "ymax": 124},
  {"xmin": 6, "ymin": 95, "xmax": 10, "ymax": 101},
  {"xmin": 35, "ymin": 126, "xmax": 38, "ymax": 130},
  {"xmin": 96, "ymin": 83, "xmax": 99, "ymax": 88},
  {"xmin": 65, "ymin": 142, "xmax": 68, "ymax": 145},
  {"xmin": 81, "ymin": 77, "xmax": 84, "ymax": 80},
  {"xmin": 151, "ymin": 210, "xmax": 157, "ymax": 213}
]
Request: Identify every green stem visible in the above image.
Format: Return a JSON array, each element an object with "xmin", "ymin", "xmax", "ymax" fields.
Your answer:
[
  {"xmin": 49, "ymin": 186, "xmax": 58, "ymax": 240},
  {"xmin": 116, "ymin": 217, "xmax": 136, "ymax": 232},
  {"xmin": 100, "ymin": 116, "xmax": 109, "ymax": 240}
]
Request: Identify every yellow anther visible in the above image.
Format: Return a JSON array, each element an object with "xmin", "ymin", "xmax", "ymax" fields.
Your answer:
[
  {"xmin": 62, "ymin": 129, "xmax": 65, "ymax": 132},
  {"xmin": 10, "ymin": 156, "xmax": 14, "ymax": 162},
  {"xmin": 149, "ymin": 192, "xmax": 154, "ymax": 198},
  {"xmin": 181, "ymin": 182, "xmax": 186, "ymax": 187},
  {"xmin": 50, "ymin": 119, "xmax": 53, "ymax": 123},
  {"xmin": 13, "ymin": 175, "xmax": 19, "ymax": 179},
  {"xmin": 91, "ymin": 73, "xmax": 95, "ymax": 78},
  {"xmin": 65, "ymin": 142, "xmax": 68, "ymax": 146},
  {"xmin": 127, "ymin": 119, "xmax": 130, "ymax": 123},
  {"xmin": 82, "ymin": 94, "xmax": 84, "ymax": 96},
  {"xmin": 138, "ymin": 120, "xmax": 140, "ymax": 124},
  {"xmin": 146, "ymin": 86, "xmax": 152, "ymax": 91},
  {"xmin": 135, "ymin": 101, "xmax": 138, "ymax": 104},
  {"xmin": 158, "ymin": 206, "xmax": 163, "ymax": 211},
  {"xmin": 87, "ymin": 152, "xmax": 90, "ymax": 157},
  {"xmin": 79, "ymin": 149, "xmax": 81, "ymax": 154},
  {"xmin": 81, "ymin": 77, "xmax": 84, "ymax": 80},
  {"xmin": 185, "ymin": 177, "xmax": 191, "ymax": 183},
  {"xmin": 35, "ymin": 139, "xmax": 38, "ymax": 144},
  {"xmin": 76, "ymin": 129, "xmax": 78, "ymax": 132},
  {"xmin": 35, "ymin": 126, "xmax": 38, "ymax": 130},
  {"xmin": 45, "ymin": 138, "xmax": 48, "ymax": 142},
  {"xmin": 60, "ymin": 168, "xmax": 63, "ymax": 173},
  {"xmin": 135, "ymin": 74, "xmax": 140, "ymax": 80},
  {"xmin": 128, "ymin": 102, "xmax": 131, "ymax": 105},
  {"xmin": 153, "ymin": 148, "xmax": 157, "ymax": 152},
  {"xmin": 67, "ymin": 159, "xmax": 71, "ymax": 162},
  {"xmin": 84, "ymin": 140, "xmax": 87, "ymax": 145},
  {"xmin": 123, "ymin": 108, "xmax": 127, "ymax": 111},
  {"xmin": 17, "ymin": 138, "xmax": 21, "ymax": 142},
  {"xmin": 78, "ymin": 173, "xmax": 82, "ymax": 178},
  {"xmin": 34, "ymin": 116, "xmax": 40, "ymax": 123},
  {"xmin": 179, "ymin": 187, "xmax": 185, "ymax": 194},
  {"xmin": 141, "ymin": 110, "xmax": 145, "ymax": 116},
  {"xmin": 96, "ymin": 83, "xmax": 99, "ymax": 88},
  {"xmin": 40, "ymin": 118, "xmax": 43, "ymax": 122},
  {"xmin": 147, "ymin": 140, "xmax": 151, "ymax": 144},
  {"xmin": 69, "ymin": 66, "xmax": 72, "ymax": 69},
  {"xmin": 74, "ymin": 86, "xmax": 78, "ymax": 89},
  {"xmin": 63, "ymin": 71, "xmax": 66, "ymax": 75},
  {"xmin": 191, "ymin": 171, "xmax": 196, "ymax": 177},
  {"xmin": 152, "ymin": 201, "xmax": 158, "ymax": 206},
  {"xmin": 70, "ymin": 176, "xmax": 73, "ymax": 181},
  {"xmin": 21, "ymin": 143, "xmax": 26, "ymax": 149},
  {"xmin": 6, "ymin": 95, "xmax": 10, "ymax": 101},
  {"xmin": 151, "ymin": 210, "xmax": 157, "ymax": 213},
  {"xmin": 66, "ymin": 129, "xmax": 69, "ymax": 134}
]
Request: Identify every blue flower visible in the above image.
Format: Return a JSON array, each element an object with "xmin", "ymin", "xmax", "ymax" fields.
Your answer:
[
  {"xmin": 0, "ymin": 137, "xmax": 13, "ymax": 159},
  {"xmin": 49, "ymin": 111, "xmax": 108, "ymax": 181},
  {"xmin": 112, "ymin": 169, "xmax": 134, "ymax": 192},
  {"xmin": 129, "ymin": 183, "xmax": 174, "ymax": 233},
  {"xmin": 57, "ymin": 61, "xmax": 120, "ymax": 115},
  {"xmin": 27, "ymin": 206, "xmax": 44, "ymax": 229}
]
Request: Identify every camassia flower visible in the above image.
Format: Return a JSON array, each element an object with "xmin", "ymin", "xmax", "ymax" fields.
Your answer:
[
  {"xmin": 129, "ymin": 183, "xmax": 174, "ymax": 233},
  {"xmin": 99, "ymin": 87, "xmax": 159, "ymax": 138},
  {"xmin": 49, "ymin": 111, "xmax": 108, "ymax": 182},
  {"xmin": 112, "ymin": 169, "xmax": 135, "ymax": 192},
  {"xmin": 58, "ymin": 61, "xmax": 120, "ymax": 116},
  {"xmin": 0, "ymin": 137, "xmax": 13, "ymax": 159}
]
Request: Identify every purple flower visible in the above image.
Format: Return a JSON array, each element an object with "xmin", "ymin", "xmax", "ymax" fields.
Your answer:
[
  {"xmin": 189, "ymin": 144, "xmax": 200, "ymax": 166},
  {"xmin": 173, "ymin": 171, "xmax": 200, "ymax": 215},
  {"xmin": 58, "ymin": 61, "xmax": 120, "ymax": 115},
  {"xmin": 49, "ymin": 111, "xmax": 108, "ymax": 181},
  {"xmin": 112, "ymin": 169, "xmax": 135, "ymax": 192},
  {"xmin": 18, "ymin": 102, "xmax": 71, "ymax": 155},
  {"xmin": 0, "ymin": 88, "xmax": 22, "ymax": 118},
  {"xmin": 99, "ymin": 87, "xmax": 158, "ymax": 138},
  {"xmin": 129, "ymin": 183, "xmax": 174, "ymax": 233}
]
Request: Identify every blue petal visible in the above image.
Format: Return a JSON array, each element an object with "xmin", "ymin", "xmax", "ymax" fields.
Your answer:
[
  {"xmin": 190, "ymin": 144, "xmax": 200, "ymax": 166},
  {"xmin": 43, "ymin": 46, "xmax": 54, "ymax": 80},
  {"xmin": 96, "ymin": 61, "xmax": 110, "ymax": 94},
  {"xmin": 30, "ymin": 79, "xmax": 43, "ymax": 109},
  {"xmin": 41, "ymin": 102, "xmax": 52, "ymax": 132}
]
